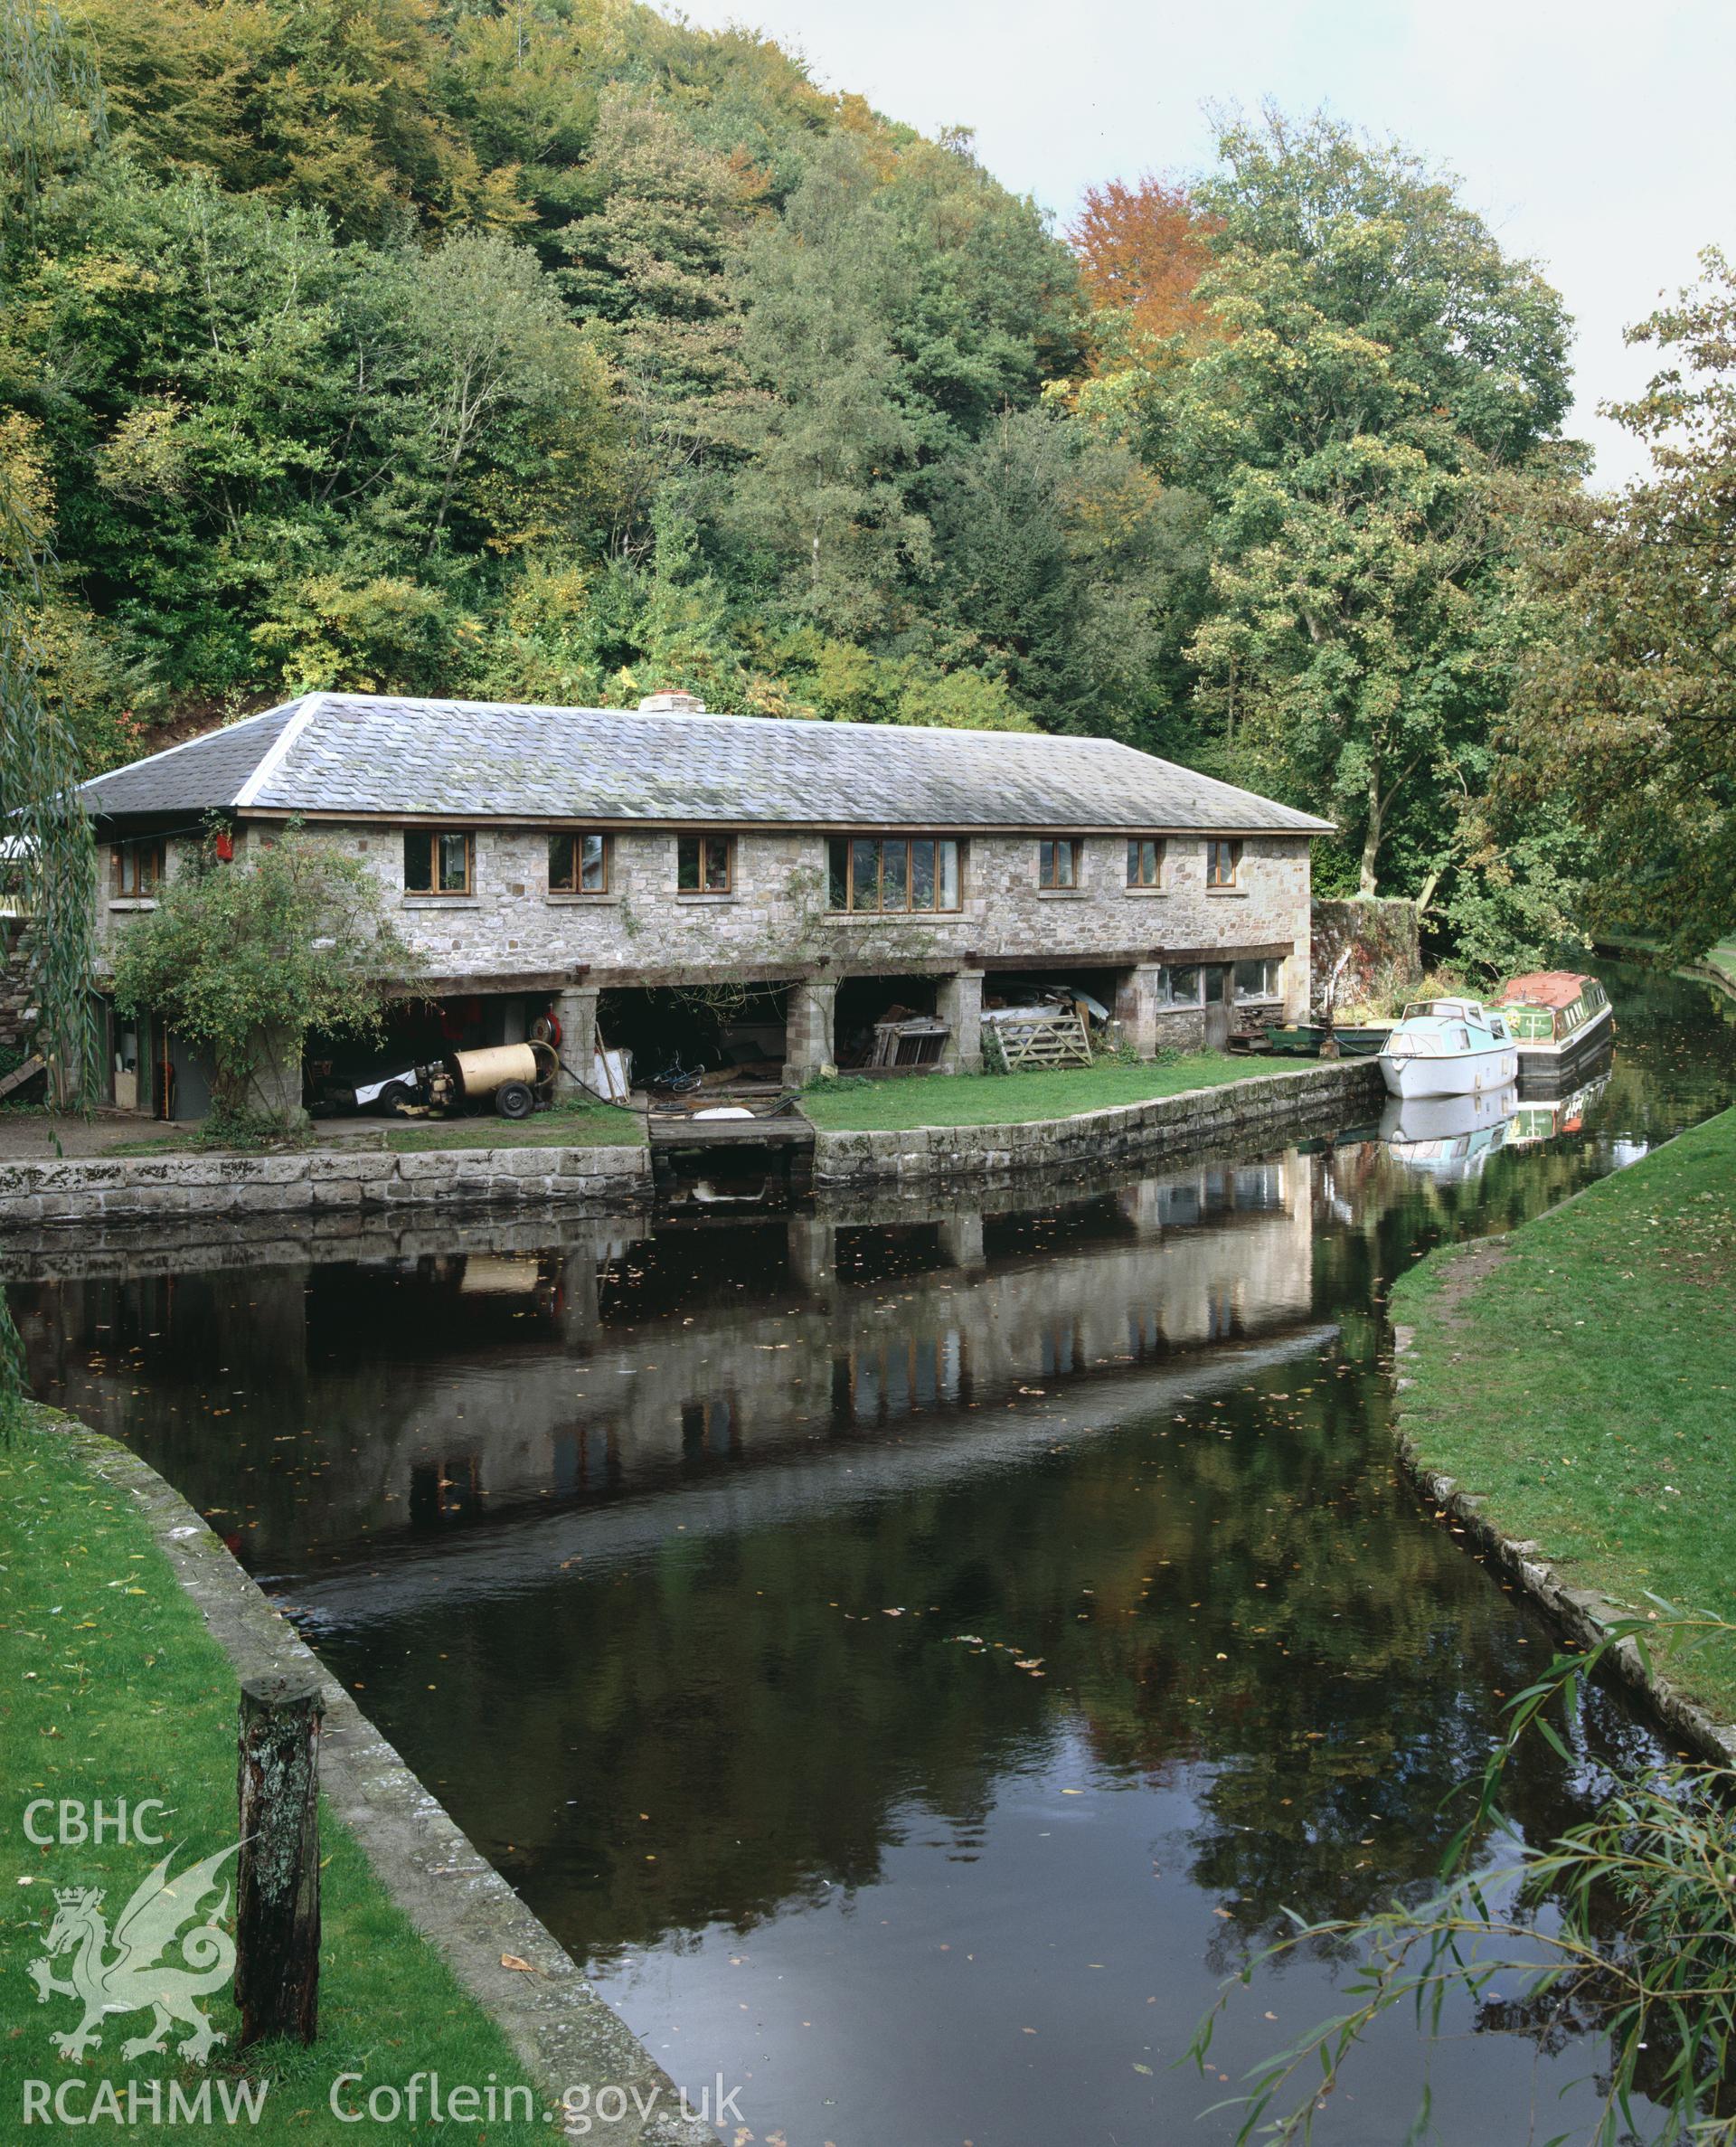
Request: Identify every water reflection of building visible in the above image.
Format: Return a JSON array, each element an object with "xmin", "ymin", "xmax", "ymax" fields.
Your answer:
[{"xmin": 13, "ymin": 1153, "xmax": 1316, "ymax": 1572}]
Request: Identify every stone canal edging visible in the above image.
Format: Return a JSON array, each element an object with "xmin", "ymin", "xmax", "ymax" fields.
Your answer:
[
  {"xmin": 0, "ymin": 1058, "xmax": 1383, "ymax": 1227},
  {"xmin": 65, "ymin": 1420, "xmax": 711, "ymax": 2147},
  {"xmin": 0, "ymin": 1140, "xmax": 651, "ymax": 1227},
  {"xmin": 807, "ymin": 1056, "xmax": 1383, "ymax": 1186}
]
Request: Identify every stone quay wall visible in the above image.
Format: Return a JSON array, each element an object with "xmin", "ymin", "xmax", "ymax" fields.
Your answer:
[
  {"xmin": 0, "ymin": 1140, "xmax": 652, "ymax": 1229},
  {"xmin": 0, "ymin": 1062, "xmax": 1383, "ymax": 1229},
  {"xmin": 810, "ymin": 1058, "xmax": 1383, "ymax": 1188}
]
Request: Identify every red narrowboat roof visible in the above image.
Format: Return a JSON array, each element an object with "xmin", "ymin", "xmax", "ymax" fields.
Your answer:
[{"xmin": 1496, "ymin": 970, "xmax": 1591, "ymax": 1009}]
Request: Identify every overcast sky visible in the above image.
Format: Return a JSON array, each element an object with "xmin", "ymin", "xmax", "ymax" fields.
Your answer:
[{"xmin": 673, "ymin": 0, "xmax": 1733, "ymax": 487}]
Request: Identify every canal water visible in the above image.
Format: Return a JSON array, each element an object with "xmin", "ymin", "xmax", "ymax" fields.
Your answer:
[{"xmin": 13, "ymin": 965, "xmax": 1734, "ymax": 2146}]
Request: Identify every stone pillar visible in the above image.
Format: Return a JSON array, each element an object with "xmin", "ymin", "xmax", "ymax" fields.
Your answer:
[
  {"xmin": 552, "ymin": 987, "xmax": 599, "ymax": 1098},
  {"xmin": 246, "ymin": 1023, "xmax": 307, "ymax": 1128},
  {"xmin": 938, "ymin": 1212, "xmax": 985, "ymax": 1272},
  {"xmin": 1115, "ymin": 964, "xmax": 1165, "ymax": 1060},
  {"xmin": 786, "ymin": 1217, "xmax": 835, "ymax": 1299},
  {"xmin": 936, "ymin": 969, "xmax": 984, "ymax": 1074},
  {"xmin": 784, "ymin": 980, "xmax": 836, "ymax": 1084}
]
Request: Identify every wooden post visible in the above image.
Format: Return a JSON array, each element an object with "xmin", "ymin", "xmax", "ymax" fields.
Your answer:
[{"xmin": 235, "ymin": 1671, "xmax": 322, "ymax": 2047}]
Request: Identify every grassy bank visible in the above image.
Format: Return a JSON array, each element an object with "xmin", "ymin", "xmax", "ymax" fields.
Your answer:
[
  {"xmin": 0, "ymin": 1418, "xmax": 547, "ymax": 2140},
  {"xmin": 1392, "ymin": 1106, "xmax": 1736, "ymax": 1711},
  {"xmin": 800, "ymin": 1054, "xmax": 1281, "ymax": 1132}
]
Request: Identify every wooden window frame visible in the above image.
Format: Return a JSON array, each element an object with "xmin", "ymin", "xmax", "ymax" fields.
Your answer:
[
  {"xmin": 114, "ymin": 839, "xmax": 165, "ymax": 898},
  {"xmin": 1233, "ymin": 956, "xmax": 1285, "ymax": 1002},
  {"xmin": 403, "ymin": 828, "xmax": 474, "ymax": 896},
  {"xmin": 1205, "ymin": 839, "xmax": 1243, "ymax": 889},
  {"xmin": 677, "ymin": 832, "xmax": 735, "ymax": 894},
  {"xmin": 1038, "ymin": 837, "xmax": 1082, "ymax": 890},
  {"xmin": 548, "ymin": 830, "xmax": 611, "ymax": 894},
  {"xmin": 1126, "ymin": 837, "xmax": 1165, "ymax": 889},
  {"xmin": 826, "ymin": 836, "xmax": 962, "ymax": 914}
]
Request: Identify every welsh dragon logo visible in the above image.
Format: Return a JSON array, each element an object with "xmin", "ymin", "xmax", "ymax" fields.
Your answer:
[{"xmin": 28, "ymin": 1843, "xmax": 239, "ymax": 2064}]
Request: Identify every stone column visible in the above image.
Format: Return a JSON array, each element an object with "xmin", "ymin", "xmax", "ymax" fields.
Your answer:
[
  {"xmin": 1115, "ymin": 964, "xmax": 1165, "ymax": 1060},
  {"xmin": 784, "ymin": 980, "xmax": 836, "ymax": 1084},
  {"xmin": 936, "ymin": 969, "xmax": 983, "ymax": 1074},
  {"xmin": 552, "ymin": 986, "xmax": 599, "ymax": 1098},
  {"xmin": 246, "ymin": 1023, "xmax": 307, "ymax": 1128}
]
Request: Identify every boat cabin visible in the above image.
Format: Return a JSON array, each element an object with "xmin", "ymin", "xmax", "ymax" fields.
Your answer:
[{"xmin": 1495, "ymin": 973, "xmax": 1611, "ymax": 1045}]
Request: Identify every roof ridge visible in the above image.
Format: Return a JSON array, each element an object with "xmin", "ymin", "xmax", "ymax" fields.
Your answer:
[{"xmin": 80, "ymin": 700, "xmax": 304, "ymax": 799}]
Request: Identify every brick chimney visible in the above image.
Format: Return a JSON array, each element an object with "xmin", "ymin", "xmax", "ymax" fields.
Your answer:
[{"xmin": 637, "ymin": 689, "xmax": 706, "ymax": 714}]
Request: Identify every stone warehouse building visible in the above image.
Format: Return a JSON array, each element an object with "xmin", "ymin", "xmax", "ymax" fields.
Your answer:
[{"xmin": 80, "ymin": 692, "xmax": 1330, "ymax": 1116}]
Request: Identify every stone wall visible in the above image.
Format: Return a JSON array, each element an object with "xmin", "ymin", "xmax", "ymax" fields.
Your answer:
[
  {"xmin": 0, "ymin": 1140, "xmax": 650, "ymax": 1229},
  {"xmin": 0, "ymin": 920, "xmax": 38, "ymax": 1056},
  {"xmin": 96, "ymin": 825, "xmax": 1314, "ymax": 1006},
  {"xmin": 0, "ymin": 1063, "xmax": 1383, "ymax": 1227},
  {"xmin": 1310, "ymin": 896, "xmax": 1421, "ymax": 1017},
  {"xmin": 812, "ymin": 1059, "xmax": 1382, "ymax": 1187}
]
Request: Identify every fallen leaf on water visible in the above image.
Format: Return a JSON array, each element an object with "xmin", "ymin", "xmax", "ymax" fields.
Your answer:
[{"xmin": 1132, "ymin": 2063, "xmax": 1153, "ymax": 2076}]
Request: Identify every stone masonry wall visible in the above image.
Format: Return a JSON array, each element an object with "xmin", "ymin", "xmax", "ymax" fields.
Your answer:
[
  {"xmin": 97, "ymin": 826, "xmax": 1314, "ymax": 1009},
  {"xmin": 812, "ymin": 1059, "xmax": 1382, "ymax": 1188},
  {"xmin": 0, "ymin": 1062, "xmax": 1381, "ymax": 1228},
  {"xmin": 0, "ymin": 1140, "xmax": 649, "ymax": 1230}
]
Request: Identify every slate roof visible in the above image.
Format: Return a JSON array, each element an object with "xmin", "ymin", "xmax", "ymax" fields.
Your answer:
[{"xmin": 80, "ymin": 693, "xmax": 1334, "ymax": 834}]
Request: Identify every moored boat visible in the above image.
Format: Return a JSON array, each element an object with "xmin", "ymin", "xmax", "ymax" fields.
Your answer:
[
  {"xmin": 1378, "ymin": 998, "xmax": 1520, "ymax": 1100},
  {"xmin": 1493, "ymin": 972, "xmax": 1614, "ymax": 1080}
]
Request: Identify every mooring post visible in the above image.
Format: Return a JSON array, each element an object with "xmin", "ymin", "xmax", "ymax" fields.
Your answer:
[{"xmin": 235, "ymin": 1670, "xmax": 323, "ymax": 2047}]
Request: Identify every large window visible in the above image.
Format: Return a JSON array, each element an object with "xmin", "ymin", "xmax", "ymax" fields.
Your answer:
[
  {"xmin": 1206, "ymin": 839, "xmax": 1242, "ymax": 889},
  {"xmin": 549, "ymin": 831, "xmax": 609, "ymax": 894},
  {"xmin": 1159, "ymin": 963, "xmax": 1231, "ymax": 1006},
  {"xmin": 827, "ymin": 836, "xmax": 961, "ymax": 913},
  {"xmin": 114, "ymin": 840, "xmax": 164, "ymax": 898},
  {"xmin": 403, "ymin": 828, "xmax": 473, "ymax": 895},
  {"xmin": 1126, "ymin": 837, "xmax": 1165, "ymax": 888},
  {"xmin": 1038, "ymin": 837, "xmax": 1082, "ymax": 890},
  {"xmin": 1233, "ymin": 957, "xmax": 1285, "ymax": 1001},
  {"xmin": 677, "ymin": 833, "xmax": 734, "ymax": 893}
]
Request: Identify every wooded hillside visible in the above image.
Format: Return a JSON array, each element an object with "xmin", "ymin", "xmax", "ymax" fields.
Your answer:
[{"xmin": 8, "ymin": 0, "xmax": 1722, "ymax": 966}]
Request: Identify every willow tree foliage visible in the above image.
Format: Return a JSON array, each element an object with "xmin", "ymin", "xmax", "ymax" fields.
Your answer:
[{"xmin": 1, "ymin": 0, "xmax": 99, "ymax": 1101}]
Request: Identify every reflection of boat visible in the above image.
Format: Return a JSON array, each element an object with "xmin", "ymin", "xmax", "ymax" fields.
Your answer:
[
  {"xmin": 1495, "ymin": 972, "xmax": 1614, "ymax": 1083},
  {"xmin": 1504, "ymin": 1071, "xmax": 1613, "ymax": 1146},
  {"xmin": 1379, "ymin": 999, "xmax": 1519, "ymax": 1099},
  {"xmin": 1381, "ymin": 1083, "xmax": 1517, "ymax": 1180}
]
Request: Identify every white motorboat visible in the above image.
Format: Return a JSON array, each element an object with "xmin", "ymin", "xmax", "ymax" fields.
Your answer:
[{"xmin": 1378, "ymin": 998, "xmax": 1520, "ymax": 1100}]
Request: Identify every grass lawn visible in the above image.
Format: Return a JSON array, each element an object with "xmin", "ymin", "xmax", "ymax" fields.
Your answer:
[
  {"xmin": 799, "ymin": 1054, "xmax": 1287, "ymax": 1132},
  {"xmin": 384, "ymin": 1104, "xmax": 645, "ymax": 1151},
  {"xmin": 1392, "ymin": 1105, "xmax": 1736, "ymax": 1712},
  {"xmin": 1, "ymin": 1418, "xmax": 548, "ymax": 2140}
]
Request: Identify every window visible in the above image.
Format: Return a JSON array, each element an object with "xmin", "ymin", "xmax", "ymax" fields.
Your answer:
[
  {"xmin": 1158, "ymin": 964, "xmax": 1231, "ymax": 1007},
  {"xmin": 114, "ymin": 840, "xmax": 164, "ymax": 898},
  {"xmin": 1233, "ymin": 957, "xmax": 1285, "ymax": 1001},
  {"xmin": 826, "ymin": 836, "xmax": 961, "ymax": 913},
  {"xmin": 403, "ymin": 828, "xmax": 473, "ymax": 895},
  {"xmin": 1206, "ymin": 839, "xmax": 1242, "ymax": 888},
  {"xmin": 549, "ymin": 831, "xmax": 609, "ymax": 894},
  {"xmin": 1126, "ymin": 837, "xmax": 1165, "ymax": 888},
  {"xmin": 677, "ymin": 833, "xmax": 734, "ymax": 893},
  {"xmin": 1038, "ymin": 837, "xmax": 1082, "ymax": 890}
]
